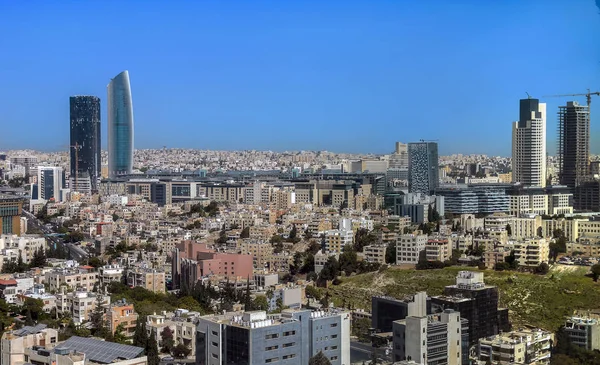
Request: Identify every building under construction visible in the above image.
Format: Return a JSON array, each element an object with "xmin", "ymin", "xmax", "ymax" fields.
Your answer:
[{"xmin": 557, "ymin": 101, "xmax": 590, "ymax": 188}]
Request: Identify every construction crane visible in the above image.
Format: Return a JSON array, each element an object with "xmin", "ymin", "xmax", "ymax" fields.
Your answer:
[
  {"xmin": 544, "ymin": 89, "xmax": 600, "ymax": 109},
  {"xmin": 70, "ymin": 143, "xmax": 81, "ymax": 192}
]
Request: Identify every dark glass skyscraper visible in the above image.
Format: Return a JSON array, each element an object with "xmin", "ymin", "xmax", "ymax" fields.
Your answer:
[
  {"xmin": 558, "ymin": 101, "xmax": 590, "ymax": 188},
  {"xmin": 107, "ymin": 70, "xmax": 134, "ymax": 178},
  {"xmin": 70, "ymin": 96, "xmax": 101, "ymax": 191},
  {"xmin": 408, "ymin": 142, "xmax": 439, "ymax": 194}
]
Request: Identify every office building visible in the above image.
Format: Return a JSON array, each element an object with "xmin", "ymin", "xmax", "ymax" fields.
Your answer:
[
  {"xmin": 575, "ymin": 179, "xmax": 600, "ymax": 212},
  {"xmin": 37, "ymin": 166, "xmax": 64, "ymax": 201},
  {"xmin": 558, "ymin": 101, "xmax": 590, "ymax": 188},
  {"xmin": 392, "ymin": 309, "xmax": 468, "ymax": 365},
  {"xmin": 371, "ymin": 292, "xmax": 429, "ymax": 333},
  {"xmin": 195, "ymin": 308, "xmax": 350, "ymax": 365},
  {"xmin": 431, "ymin": 271, "xmax": 509, "ymax": 345},
  {"xmin": 436, "ymin": 185, "xmax": 509, "ymax": 214},
  {"xmin": 564, "ymin": 315, "xmax": 600, "ymax": 351},
  {"xmin": 389, "ymin": 142, "xmax": 409, "ymax": 169},
  {"xmin": 477, "ymin": 329, "xmax": 552, "ymax": 365},
  {"xmin": 408, "ymin": 142, "xmax": 439, "ymax": 194},
  {"xmin": 107, "ymin": 70, "xmax": 134, "ymax": 178},
  {"xmin": 70, "ymin": 95, "xmax": 101, "ymax": 192},
  {"xmin": 0, "ymin": 196, "xmax": 23, "ymax": 235},
  {"xmin": 512, "ymin": 98, "xmax": 547, "ymax": 187}
]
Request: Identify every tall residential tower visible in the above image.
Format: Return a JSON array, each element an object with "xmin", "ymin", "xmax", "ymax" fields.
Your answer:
[
  {"xmin": 107, "ymin": 70, "xmax": 134, "ymax": 178},
  {"xmin": 512, "ymin": 98, "xmax": 546, "ymax": 187},
  {"xmin": 408, "ymin": 141, "xmax": 439, "ymax": 194},
  {"xmin": 558, "ymin": 101, "xmax": 590, "ymax": 188},
  {"xmin": 69, "ymin": 96, "xmax": 101, "ymax": 192}
]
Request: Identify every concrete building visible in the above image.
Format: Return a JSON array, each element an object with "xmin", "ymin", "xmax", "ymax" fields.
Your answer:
[
  {"xmin": 56, "ymin": 290, "xmax": 110, "ymax": 324},
  {"xmin": 392, "ymin": 309, "xmax": 467, "ymax": 365},
  {"xmin": 425, "ymin": 236, "xmax": 452, "ymax": 262},
  {"xmin": 363, "ymin": 244, "xmax": 387, "ymax": 264},
  {"xmin": 35, "ymin": 166, "xmax": 64, "ymax": 202},
  {"xmin": 371, "ymin": 292, "xmax": 429, "ymax": 333},
  {"xmin": 195, "ymin": 308, "xmax": 350, "ymax": 365},
  {"xmin": 0, "ymin": 277, "xmax": 34, "ymax": 305},
  {"xmin": 126, "ymin": 267, "xmax": 166, "ymax": 293},
  {"xmin": 396, "ymin": 234, "xmax": 427, "ymax": 265},
  {"xmin": 1, "ymin": 324, "xmax": 58, "ymax": 365},
  {"xmin": 98, "ymin": 264, "xmax": 125, "ymax": 290},
  {"xmin": 106, "ymin": 299, "xmax": 138, "ymax": 339},
  {"xmin": 558, "ymin": 101, "xmax": 590, "ymax": 189},
  {"xmin": 477, "ymin": 328, "xmax": 552, "ymax": 365},
  {"xmin": 147, "ymin": 310, "xmax": 199, "ymax": 356},
  {"xmin": 513, "ymin": 238, "xmax": 549, "ymax": 269},
  {"xmin": 324, "ymin": 229, "xmax": 353, "ymax": 254},
  {"xmin": 512, "ymin": 98, "xmax": 547, "ymax": 187},
  {"xmin": 436, "ymin": 185, "xmax": 509, "ymax": 214},
  {"xmin": 564, "ymin": 315, "xmax": 600, "ymax": 351},
  {"xmin": 45, "ymin": 268, "xmax": 99, "ymax": 292},
  {"xmin": 0, "ymin": 196, "xmax": 23, "ymax": 236}
]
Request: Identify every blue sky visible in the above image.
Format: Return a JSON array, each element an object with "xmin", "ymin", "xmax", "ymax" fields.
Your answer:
[{"xmin": 1, "ymin": 1, "xmax": 599, "ymax": 156}]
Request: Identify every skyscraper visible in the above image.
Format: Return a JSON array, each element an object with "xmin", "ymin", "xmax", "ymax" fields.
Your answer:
[
  {"xmin": 36, "ymin": 166, "xmax": 64, "ymax": 201},
  {"xmin": 512, "ymin": 98, "xmax": 547, "ymax": 187},
  {"xmin": 70, "ymin": 96, "xmax": 101, "ymax": 192},
  {"xmin": 558, "ymin": 101, "xmax": 590, "ymax": 188},
  {"xmin": 408, "ymin": 141, "xmax": 439, "ymax": 194},
  {"xmin": 107, "ymin": 70, "xmax": 134, "ymax": 178}
]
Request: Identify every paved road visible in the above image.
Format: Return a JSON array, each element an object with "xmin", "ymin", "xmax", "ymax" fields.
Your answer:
[{"xmin": 350, "ymin": 341, "xmax": 391, "ymax": 363}]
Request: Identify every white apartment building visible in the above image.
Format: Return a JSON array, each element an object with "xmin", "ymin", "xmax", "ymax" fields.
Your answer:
[
  {"xmin": 56, "ymin": 290, "xmax": 110, "ymax": 324},
  {"xmin": 36, "ymin": 166, "xmax": 65, "ymax": 201},
  {"xmin": 478, "ymin": 328, "xmax": 552, "ymax": 364},
  {"xmin": 512, "ymin": 98, "xmax": 546, "ymax": 187},
  {"xmin": 45, "ymin": 269, "xmax": 99, "ymax": 292},
  {"xmin": 324, "ymin": 229, "xmax": 353, "ymax": 254},
  {"xmin": 1, "ymin": 325, "xmax": 59, "ymax": 365},
  {"xmin": 0, "ymin": 234, "xmax": 46, "ymax": 267},
  {"xmin": 396, "ymin": 234, "xmax": 427, "ymax": 264}
]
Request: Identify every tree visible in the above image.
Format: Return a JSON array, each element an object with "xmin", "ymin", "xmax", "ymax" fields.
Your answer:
[
  {"xmin": 318, "ymin": 256, "xmax": 339, "ymax": 283},
  {"xmin": 172, "ymin": 343, "xmax": 191, "ymax": 359},
  {"xmin": 339, "ymin": 247, "xmax": 358, "ymax": 276},
  {"xmin": 90, "ymin": 295, "xmax": 108, "ymax": 338},
  {"xmin": 160, "ymin": 326, "xmax": 175, "ymax": 354},
  {"xmin": 385, "ymin": 241, "xmax": 396, "ymax": 265},
  {"xmin": 288, "ymin": 225, "xmax": 298, "ymax": 242},
  {"xmin": 252, "ymin": 295, "xmax": 269, "ymax": 311},
  {"xmin": 309, "ymin": 351, "xmax": 332, "ymax": 365},
  {"xmin": 146, "ymin": 331, "xmax": 160, "ymax": 365},
  {"xmin": 240, "ymin": 226, "xmax": 250, "ymax": 238},
  {"xmin": 243, "ymin": 279, "xmax": 252, "ymax": 311},
  {"xmin": 113, "ymin": 323, "xmax": 128, "ymax": 344},
  {"xmin": 592, "ymin": 264, "xmax": 600, "ymax": 282},
  {"xmin": 535, "ymin": 262, "xmax": 549, "ymax": 275},
  {"xmin": 506, "ymin": 224, "xmax": 512, "ymax": 236},
  {"xmin": 133, "ymin": 319, "xmax": 149, "ymax": 348}
]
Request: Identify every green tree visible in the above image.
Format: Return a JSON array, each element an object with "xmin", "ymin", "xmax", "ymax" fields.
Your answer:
[
  {"xmin": 309, "ymin": 351, "xmax": 332, "ymax": 365},
  {"xmin": 243, "ymin": 279, "xmax": 252, "ymax": 311},
  {"xmin": 506, "ymin": 224, "xmax": 512, "ymax": 236},
  {"xmin": 160, "ymin": 326, "xmax": 175, "ymax": 354},
  {"xmin": 133, "ymin": 319, "xmax": 149, "ymax": 348},
  {"xmin": 240, "ymin": 226, "xmax": 250, "ymax": 238},
  {"xmin": 172, "ymin": 343, "xmax": 191, "ymax": 359},
  {"xmin": 146, "ymin": 331, "xmax": 160, "ymax": 365},
  {"xmin": 252, "ymin": 296, "xmax": 269, "ymax": 311},
  {"xmin": 592, "ymin": 264, "xmax": 600, "ymax": 282},
  {"xmin": 385, "ymin": 241, "xmax": 396, "ymax": 264},
  {"xmin": 113, "ymin": 323, "xmax": 128, "ymax": 344},
  {"xmin": 288, "ymin": 225, "xmax": 298, "ymax": 242}
]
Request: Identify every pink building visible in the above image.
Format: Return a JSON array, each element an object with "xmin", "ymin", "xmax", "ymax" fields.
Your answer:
[{"xmin": 172, "ymin": 241, "xmax": 253, "ymax": 290}]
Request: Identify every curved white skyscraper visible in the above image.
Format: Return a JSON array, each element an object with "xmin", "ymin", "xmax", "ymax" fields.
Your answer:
[{"xmin": 107, "ymin": 70, "xmax": 134, "ymax": 178}]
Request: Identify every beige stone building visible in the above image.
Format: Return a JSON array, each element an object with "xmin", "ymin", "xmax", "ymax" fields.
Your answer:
[
  {"xmin": 514, "ymin": 238, "xmax": 549, "ymax": 268},
  {"xmin": 126, "ymin": 268, "xmax": 166, "ymax": 293}
]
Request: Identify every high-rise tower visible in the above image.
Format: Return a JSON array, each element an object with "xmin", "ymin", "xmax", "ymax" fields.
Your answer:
[
  {"xmin": 512, "ymin": 98, "xmax": 547, "ymax": 187},
  {"xmin": 557, "ymin": 101, "xmax": 590, "ymax": 188},
  {"xmin": 70, "ymin": 96, "xmax": 101, "ymax": 192},
  {"xmin": 107, "ymin": 70, "xmax": 134, "ymax": 178},
  {"xmin": 408, "ymin": 142, "xmax": 439, "ymax": 194}
]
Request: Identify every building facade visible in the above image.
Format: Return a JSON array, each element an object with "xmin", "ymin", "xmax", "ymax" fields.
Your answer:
[
  {"xmin": 107, "ymin": 70, "xmax": 135, "ymax": 178},
  {"xmin": 512, "ymin": 98, "xmax": 547, "ymax": 187},
  {"xmin": 558, "ymin": 101, "xmax": 590, "ymax": 189},
  {"xmin": 408, "ymin": 142, "xmax": 439, "ymax": 195},
  {"xmin": 70, "ymin": 95, "xmax": 101, "ymax": 192}
]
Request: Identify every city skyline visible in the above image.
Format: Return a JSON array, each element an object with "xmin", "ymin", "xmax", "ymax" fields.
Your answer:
[{"xmin": 1, "ymin": 1, "xmax": 599, "ymax": 156}]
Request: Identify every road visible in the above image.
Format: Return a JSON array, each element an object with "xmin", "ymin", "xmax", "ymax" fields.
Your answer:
[
  {"xmin": 23, "ymin": 209, "xmax": 89, "ymax": 262},
  {"xmin": 350, "ymin": 341, "xmax": 391, "ymax": 363}
]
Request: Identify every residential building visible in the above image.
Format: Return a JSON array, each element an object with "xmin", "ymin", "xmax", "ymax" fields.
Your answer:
[
  {"xmin": 34, "ymin": 336, "xmax": 146, "ymax": 365},
  {"xmin": 431, "ymin": 271, "xmax": 509, "ymax": 345},
  {"xmin": 0, "ymin": 277, "xmax": 34, "ymax": 305},
  {"xmin": 425, "ymin": 236, "xmax": 452, "ymax": 262},
  {"xmin": 408, "ymin": 142, "xmax": 439, "ymax": 195},
  {"xmin": 564, "ymin": 315, "xmax": 600, "ymax": 351},
  {"xmin": 98, "ymin": 264, "xmax": 124, "ymax": 289},
  {"xmin": 36, "ymin": 166, "xmax": 64, "ymax": 201},
  {"xmin": 45, "ymin": 268, "xmax": 99, "ymax": 292},
  {"xmin": 106, "ymin": 299, "xmax": 138, "ymax": 338},
  {"xmin": 512, "ymin": 98, "xmax": 547, "ymax": 187},
  {"xmin": 513, "ymin": 238, "xmax": 549, "ymax": 268},
  {"xmin": 108, "ymin": 70, "xmax": 135, "ymax": 178},
  {"xmin": 56, "ymin": 290, "xmax": 110, "ymax": 324},
  {"xmin": 195, "ymin": 308, "xmax": 350, "ymax": 365},
  {"xmin": 314, "ymin": 250, "xmax": 338, "ymax": 275},
  {"xmin": 126, "ymin": 267, "xmax": 166, "ymax": 293},
  {"xmin": 396, "ymin": 234, "xmax": 427, "ymax": 265},
  {"xmin": 147, "ymin": 310, "xmax": 199, "ymax": 355},
  {"xmin": 392, "ymin": 309, "xmax": 467, "ymax": 365},
  {"xmin": 363, "ymin": 244, "xmax": 387, "ymax": 264},
  {"xmin": 0, "ymin": 196, "xmax": 23, "ymax": 236},
  {"xmin": 17, "ymin": 284, "xmax": 57, "ymax": 313},
  {"xmin": 1, "ymin": 324, "xmax": 58, "ymax": 365},
  {"xmin": 477, "ymin": 329, "xmax": 552, "ymax": 365},
  {"xmin": 558, "ymin": 101, "xmax": 590, "ymax": 189},
  {"xmin": 324, "ymin": 229, "xmax": 353, "ymax": 254},
  {"xmin": 70, "ymin": 95, "xmax": 101, "ymax": 192}
]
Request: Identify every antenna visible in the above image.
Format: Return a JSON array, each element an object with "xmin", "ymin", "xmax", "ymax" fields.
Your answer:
[{"xmin": 526, "ymin": 92, "xmax": 531, "ymax": 99}]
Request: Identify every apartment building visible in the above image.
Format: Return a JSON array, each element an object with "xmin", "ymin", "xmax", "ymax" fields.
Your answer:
[
  {"xmin": 147, "ymin": 310, "xmax": 198, "ymax": 355},
  {"xmin": 106, "ymin": 299, "xmax": 138, "ymax": 338},
  {"xmin": 314, "ymin": 251, "xmax": 339, "ymax": 275},
  {"xmin": 98, "ymin": 264, "xmax": 124, "ymax": 289},
  {"xmin": 363, "ymin": 244, "xmax": 387, "ymax": 264},
  {"xmin": 238, "ymin": 240, "xmax": 274, "ymax": 269},
  {"xmin": 324, "ymin": 229, "xmax": 353, "ymax": 254},
  {"xmin": 513, "ymin": 238, "xmax": 549, "ymax": 268},
  {"xmin": 425, "ymin": 236, "xmax": 452, "ymax": 262},
  {"xmin": 564, "ymin": 315, "xmax": 600, "ymax": 351},
  {"xmin": 1, "ymin": 324, "xmax": 58, "ymax": 365},
  {"xmin": 126, "ymin": 268, "xmax": 166, "ymax": 293},
  {"xmin": 0, "ymin": 277, "xmax": 34, "ymax": 304},
  {"xmin": 477, "ymin": 329, "xmax": 552, "ymax": 365},
  {"xmin": 396, "ymin": 234, "xmax": 427, "ymax": 265},
  {"xmin": 0, "ymin": 234, "xmax": 46, "ymax": 266},
  {"xmin": 45, "ymin": 268, "xmax": 99, "ymax": 292},
  {"xmin": 56, "ymin": 290, "xmax": 110, "ymax": 324},
  {"xmin": 196, "ymin": 309, "xmax": 350, "ymax": 365},
  {"xmin": 249, "ymin": 224, "xmax": 277, "ymax": 241}
]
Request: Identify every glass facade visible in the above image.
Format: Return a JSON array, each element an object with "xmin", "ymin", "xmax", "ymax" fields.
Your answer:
[
  {"xmin": 107, "ymin": 70, "xmax": 134, "ymax": 178},
  {"xmin": 70, "ymin": 96, "xmax": 101, "ymax": 190}
]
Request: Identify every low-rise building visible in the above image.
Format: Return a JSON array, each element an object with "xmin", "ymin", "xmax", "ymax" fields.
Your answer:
[
  {"xmin": 45, "ymin": 268, "xmax": 99, "ymax": 292},
  {"xmin": 56, "ymin": 290, "xmax": 110, "ymax": 324},
  {"xmin": 564, "ymin": 315, "xmax": 600, "ymax": 351},
  {"xmin": 396, "ymin": 234, "xmax": 427, "ymax": 265},
  {"xmin": 425, "ymin": 236, "xmax": 452, "ymax": 262},
  {"xmin": 477, "ymin": 328, "xmax": 552, "ymax": 365},
  {"xmin": 98, "ymin": 264, "xmax": 124, "ymax": 289},
  {"xmin": 1, "ymin": 324, "xmax": 58, "ymax": 365},
  {"xmin": 363, "ymin": 244, "xmax": 387, "ymax": 264},
  {"xmin": 147, "ymin": 310, "xmax": 199, "ymax": 356},
  {"xmin": 106, "ymin": 299, "xmax": 138, "ymax": 339},
  {"xmin": 324, "ymin": 229, "xmax": 353, "ymax": 254},
  {"xmin": 514, "ymin": 238, "xmax": 549, "ymax": 268},
  {"xmin": 126, "ymin": 267, "xmax": 166, "ymax": 293}
]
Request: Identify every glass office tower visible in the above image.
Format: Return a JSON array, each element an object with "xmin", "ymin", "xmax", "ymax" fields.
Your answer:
[
  {"xmin": 70, "ymin": 95, "xmax": 101, "ymax": 191},
  {"xmin": 107, "ymin": 70, "xmax": 134, "ymax": 178}
]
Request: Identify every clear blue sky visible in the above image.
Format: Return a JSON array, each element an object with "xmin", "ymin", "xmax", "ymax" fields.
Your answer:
[{"xmin": 1, "ymin": 0, "xmax": 599, "ymax": 156}]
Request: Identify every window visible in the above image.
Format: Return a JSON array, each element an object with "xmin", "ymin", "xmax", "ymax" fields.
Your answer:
[
  {"xmin": 283, "ymin": 331, "xmax": 296, "ymax": 336},
  {"xmin": 212, "ymin": 341, "xmax": 218, "ymax": 347},
  {"xmin": 283, "ymin": 354, "xmax": 296, "ymax": 359},
  {"xmin": 212, "ymin": 331, "xmax": 218, "ymax": 336},
  {"xmin": 211, "ymin": 353, "xmax": 219, "ymax": 359},
  {"xmin": 283, "ymin": 342, "xmax": 295, "ymax": 348},
  {"xmin": 265, "ymin": 357, "xmax": 279, "ymax": 363},
  {"xmin": 265, "ymin": 333, "xmax": 279, "ymax": 340},
  {"xmin": 266, "ymin": 345, "xmax": 278, "ymax": 351},
  {"xmin": 331, "ymin": 334, "xmax": 338, "ymax": 339},
  {"xmin": 330, "ymin": 323, "xmax": 338, "ymax": 328}
]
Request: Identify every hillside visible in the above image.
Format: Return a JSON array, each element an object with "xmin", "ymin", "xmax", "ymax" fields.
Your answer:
[{"xmin": 324, "ymin": 266, "xmax": 600, "ymax": 331}]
